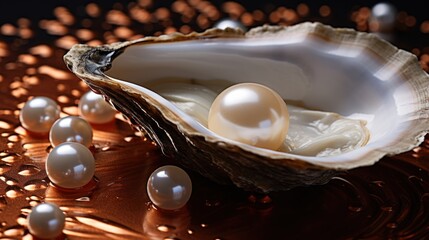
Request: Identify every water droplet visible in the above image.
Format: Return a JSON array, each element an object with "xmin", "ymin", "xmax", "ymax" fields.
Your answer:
[
  {"xmin": 5, "ymin": 185, "xmax": 25, "ymax": 198},
  {"xmin": 76, "ymin": 196, "xmax": 91, "ymax": 202},
  {"xmin": 29, "ymin": 200, "xmax": 41, "ymax": 207},
  {"xmin": 124, "ymin": 136, "xmax": 133, "ymax": 142},
  {"xmin": 0, "ymin": 163, "xmax": 12, "ymax": 174},
  {"xmin": 16, "ymin": 214, "xmax": 27, "ymax": 225},
  {"xmin": 1, "ymin": 154, "xmax": 18, "ymax": 163},
  {"xmin": 23, "ymin": 179, "xmax": 48, "ymax": 191},
  {"xmin": 18, "ymin": 164, "xmax": 41, "ymax": 176},
  {"xmin": 6, "ymin": 176, "xmax": 19, "ymax": 186},
  {"xmin": 187, "ymin": 229, "xmax": 194, "ymax": 235},
  {"xmin": 164, "ymin": 237, "xmax": 180, "ymax": 240},
  {"xmin": 0, "ymin": 120, "xmax": 13, "ymax": 129},
  {"xmin": 7, "ymin": 134, "xmax": 20, "ymax": 142},
  {"xmin": 200, "ymin": 223, "xmax": 208, "ymax": 228},
  {"xmin": 157, "ymin": 224, "xmax": 176, "ymax": 232},
  {"xmin": 3, "ymin": 226, "xmax": 25, "ymax": 237},
  {"xmin": 29, "ymin": 195, "xmax": 42, "ymax": 201}
]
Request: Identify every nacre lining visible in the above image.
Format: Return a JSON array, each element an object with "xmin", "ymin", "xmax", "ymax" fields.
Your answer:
[{"xmin": 151, "ymin": 81, "xmax": 369, "ymax": 157}]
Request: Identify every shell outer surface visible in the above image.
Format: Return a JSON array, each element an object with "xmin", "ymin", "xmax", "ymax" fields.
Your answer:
[{"xmin": 64, "ymin": 22, "xmax": 429, "ymax": 192}]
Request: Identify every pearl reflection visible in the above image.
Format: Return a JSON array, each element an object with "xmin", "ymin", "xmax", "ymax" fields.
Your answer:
[
  {"xmin": 156, "ymin": 170, "xmax": 169, "ymax": 178},
  {"xmin": 28, "ymin": 98, "xmax": 50, "ymax": 108},
  {"xmin": 56, "ymin": 144, "xmax": 77, "ymax": 155},
  {"xmin": 223, "ymin": 88, "xmax": 259, "ymax": 106},
  {"xmin": 143, "ymin": 205, "xmax": 190, "ymax": 238},
  {"xmin": 36, "ymin": 203, "xmax": 55, "ymax": 213}
]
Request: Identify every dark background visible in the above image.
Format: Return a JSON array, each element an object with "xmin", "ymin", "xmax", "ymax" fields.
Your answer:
[
  {"xmin": 0, "ymin": 0, "xmax": 427, "ymax": 25},
  {"xmin": 1, "ymin": 0, "xmax": 428, "ymax": 54}
]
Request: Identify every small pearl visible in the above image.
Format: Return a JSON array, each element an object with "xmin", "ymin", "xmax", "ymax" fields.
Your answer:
[
  {"xmin": 46, "ymin": 142, "xmax": 95, "ymax": 189},
  {"xmin": 79, "ymin": 91, "xmax": 116, "ymax": 124},
  {"xmin": 208, "ymin": 83, "xmax": 289, "ymax": 150},
  {"xmin": 49, "ymin": 116, "xmax": 93, "ymax": 147},
  {"xmin": 19, "ymin": 96, "xmax": 61, "ymax": 133},
  {"xmin": 369, "ymin": 2, "xmax": 397, "ymax": 32},
  {"xmin": 147, "ymin": 165, "xmax": 192, "ymax": 210},
  {"xmin": 27, "ymin": 202, "xmax": 65, "ymax": 239},
  {"xmin": 214, "ymin": 19, "xmax": 246, "ymax": 31}
]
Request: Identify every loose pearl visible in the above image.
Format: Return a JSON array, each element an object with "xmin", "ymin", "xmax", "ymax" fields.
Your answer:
[
  {"xmin": 27, "ymin": 202, "xmax": 65, "ymax": 239},
  {"xmin": 46, "ymin": 142, "xmax": 95, "ymax": 189},
  {"xmin": 369, "ymin": 2, "xmax": 397, "ymax": 32},
  {"xmin": 19, "ymin": 96, "xmax": 61, "ymax": 133},
  {"xmin": 208, "ymin": 83, "xmax": 289, "ymax": 150},
  {"xmin": 147, "ymin": 165, "xmax": 192, "ymax": 210},
  {"xmin": 214, "ymin": 19, "xmax": 246, "ymax": 31},
  {"xmin": 49, "ymin": 116, "xmax": 93, "ymax": 147},
  {"xmin": 79, "ymin": 91, "xmax": 116, "ymax": 124}
]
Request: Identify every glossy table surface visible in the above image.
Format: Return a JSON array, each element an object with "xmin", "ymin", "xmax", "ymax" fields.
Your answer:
[{"xmin": 1, "ymin": 1, "xmax": 429, "ymax": 239}]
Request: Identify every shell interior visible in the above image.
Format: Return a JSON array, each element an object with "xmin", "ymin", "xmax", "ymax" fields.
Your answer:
[{"xmin": 64, "ymin": 22, "xmax": 429, "ymax": 191}]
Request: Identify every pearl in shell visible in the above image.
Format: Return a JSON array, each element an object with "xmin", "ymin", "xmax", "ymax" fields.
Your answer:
[{"xmin": 208, "ymin": 83, "xmax": 289, "ymax": 150}]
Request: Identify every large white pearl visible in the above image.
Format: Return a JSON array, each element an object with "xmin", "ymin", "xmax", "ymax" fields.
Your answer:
[
  {"xmin": 208, "ymin": 83, "xmax": 289, "ymax": 150},
  {"xmin": 19, "ymin": 96, "xmax": 61, "ymax": 133},
  {"xmin": 79, "ymin": 91, "xmax": 116, "ymax": 124},
  {"xmin": 49, "ymin": 116, "xmax": 93, "ymax": 147},
  {"xmin": 46, "ymin": 142, "xmax": 95, "ymax": 189},
  {"xmin": 147, "ymin": 165, "xmax": 192, "ymax": 210},
  {"xmin": 27, "ymin": 202, "xmax": 65, "ymax": 239}
]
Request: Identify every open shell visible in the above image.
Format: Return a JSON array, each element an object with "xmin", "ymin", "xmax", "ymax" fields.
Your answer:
[{"xmin": 64, "ymin": 22, "xmax": 429, "ymax": 192}]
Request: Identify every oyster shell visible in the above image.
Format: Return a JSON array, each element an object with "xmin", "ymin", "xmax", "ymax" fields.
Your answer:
[{"xmin": 64, "ymin": 22, "xmax": 429, "ymax": 192}]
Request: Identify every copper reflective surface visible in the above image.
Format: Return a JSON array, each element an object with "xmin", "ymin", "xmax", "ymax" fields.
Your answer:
[{"xmin": 1, "ymin": 1, "xmax": 429, "ymax": 239}]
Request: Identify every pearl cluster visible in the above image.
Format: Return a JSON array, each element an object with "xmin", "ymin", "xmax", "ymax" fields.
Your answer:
[
  {"xmin": 20, "ymin": 92, "xmax": 192, "ymax": 238},
  {"xmin": 19, "ymin": 92, "xmax": 110, "ymax": 238}
]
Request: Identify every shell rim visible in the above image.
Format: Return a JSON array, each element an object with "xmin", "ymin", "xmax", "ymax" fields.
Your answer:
[{"xmin": 64, "ymin": 21, "xmax": 429, "ymax": 170}]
